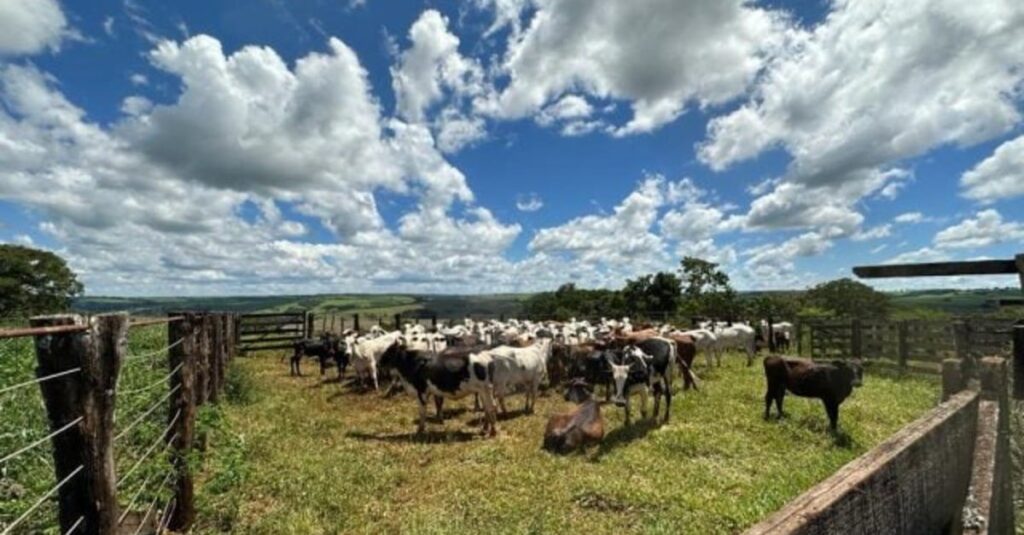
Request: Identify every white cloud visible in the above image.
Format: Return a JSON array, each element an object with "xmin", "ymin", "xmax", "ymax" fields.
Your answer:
[
  {"xmin": 0, "ymin": 0, "xmax": 68, "ymax": 55},
  {"xmin": 391, "ymin": 10, "xmax": 484, "ymax": 123},
  {"xmin": 129, "ymin": 73, "xmax": 148, "ymax": 86},
  {"xmin": 700, "ymin": 0, "xmax": 1024, "ymax": 244},
  {"xmin": 961, "ymin": 135, "xmax": 1024, "ymax": 203},
  {"xmin": 103, "ymin": 17, "xmax": 115, "ymax": 37},
  {"xmin": 851, "ymin": 224, "xmax": 892, "ymax": 242},
  {"xmin": 485, "ymin": 0, "xmax": 791, "ymax": 135},
  {"xmin": 515, "ymin": 193, "xmax": 543, "ymax": 212},
  {"xmin": 885, "ymin": 247, "xmax": 948, "ymax": 265},
  {"xmin": 894, "ymin": 212, "xmax": 925, "ymax": 224},
  {"xmin": 933, "ymin": 209, "xmax": 1024, "ymax": 249}
]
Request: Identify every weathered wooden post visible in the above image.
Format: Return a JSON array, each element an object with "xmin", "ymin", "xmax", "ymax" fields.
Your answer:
[
  {"xmin": 1013, "ymin": 322, "xmax": 1024, "ymax": 400},
  {"xmin": 208, "ymin": 314, "xmax": 223, "ymax": 403},
  {"xmin": 167, "ymin": 313, "xmax": 197, "ymax": 532},
  {"xmin": 898, "ymin": 320, "xmax": 909, "ymax": 372},
  {"xmin": 850, "ymin": 318, "xmax": 862, "ymax": 360},
  {"xmin": 942, "ymin": 358, "xmax": 965, "ymax": 401},
  {"xmin": 432, "ymin": 314, "xmax": 438, "ymax": 329},
  {"xmin": 32, "ymin": 313, "xmax": 126, "ymax": 535},
  {"xmin": 305, "ymin": 312, "xmax": 315, "ymax": 338},
  {"xmin": 394, "ymin": 313, "xmax": 401, "ymax": 330},
  {"xmin": 196, "ymin": 314, "xmax": 211, "ymax": 406},
  {"xmin": 353, "ymin": 313, "xmax": 360, "ymax": 332}
]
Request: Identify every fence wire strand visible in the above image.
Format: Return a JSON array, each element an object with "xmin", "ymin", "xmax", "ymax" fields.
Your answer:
[
  {"xmin": 63, "ymin": 515, "xmax": 84, "ymax": 535},
  {"xmin": 1, "ymin": 464, "xmax": 84, "ymax": 535},
  {"xmin": 132, "ymin": 471, "xmax": 173, "ymax": 535},
  {"xmin": 124, "ymin": 337, "xmax": 184, "ymax": 362},
  {"xmin": 118, "ymin": 363, "xmax": 183, "ymax": 396},
  {"xmin": 117, "ymin": 411, "xmax": 180, "ymax": 488},
  {"xmin": 1, "ymin": 416, "xmax": 83, "ymax": 465},
  {"xmin": 114, "ymin": 385, "xmax": 180, "ymax": 443},
  {"xmin": 0, "ymin": 368, "xmax": 81, "ymax": 396}
]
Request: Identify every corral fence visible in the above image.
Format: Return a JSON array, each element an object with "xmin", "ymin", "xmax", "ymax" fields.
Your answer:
[
  {"xmin": 794, "ymin": 317, "xmax": 1020, "ymax": 373},
  {"xmin": 0, "ymin": 311, "xmax": 237, "ymax": 535}
]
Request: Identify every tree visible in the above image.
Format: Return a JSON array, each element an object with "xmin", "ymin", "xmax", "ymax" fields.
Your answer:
[
  {"xmin": 745, "ymin": 293, "xmax": 800, "ymax": 320},
  {"xmin": 678, "ymin": 256, "xmax": 738, "ymax": 319},
  {"xmin": 804, "ymin": 278, "xmax": 888, "ymax": 319},
  {"xmin": 0, "ymin": 245, "xmax": 83, "ymax": 317},
  {"xmin": 622, "ymin": 272, "xmax": 683, "ymax": 318}
]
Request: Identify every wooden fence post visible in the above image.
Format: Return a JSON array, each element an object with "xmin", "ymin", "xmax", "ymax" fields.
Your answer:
[
  {"xmin": 432, "ymin": 315, "xmax": 438, "ymax": 329},
  {"xmin": 353, "ymin": 313, "xmax": 360, "ymax": 332},
  {"xmin": 210, "ymin": 314, "xmax": 224, "ymax": 403},
  {"xmin": 167, "ymin": 313, "xmax": 197, "ymax": 532},
  {"xmin": 850, "ymin": 318, "xmax": 862, "ymax": 360},
  {"xmin": 196, "ymin": 314, "xmax": 211, "ymax": 406},
  {"xmin": 898, "ymin": 320, "xmax": 909, "ymax": 372},
  {"xmin": 1013, "ymin": 323, "xmax": 1024, "ymax": 400},
  {"xmin": 394, "ymin": 313, "xmax": 401, "ymax": 330},
  {"xmin": 32, "ymin": 313, "xmax": 126, "ymax": 535},
  {"xmin": 305, "ymin": 312, "xmax": 314, "ymax": 338},
  {"xmin": 942, "ymin": 358, "xmax": 965, "ymax": 401}
]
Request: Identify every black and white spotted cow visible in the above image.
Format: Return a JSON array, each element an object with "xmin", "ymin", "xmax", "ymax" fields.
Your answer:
[
  {"xmin": 377, "ymin": 342, "xmax": 499, "ymax": 437},
  {"xmin": 607, "ymin": 337, "xmax": 675, "ymax": 425}
]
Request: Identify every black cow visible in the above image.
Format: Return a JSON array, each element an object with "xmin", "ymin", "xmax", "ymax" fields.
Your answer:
[
  {"xmin": 607, "ymin": 337, "xmax": 674, "ymax": 425},
  {"xmin": 290, "ymin": 334, "xmax": 348, "ymax": 378},
  {"xmin": 763, "ymin": 355, "xmax": 863, "ymax": 431},
  {"xmin": 567, "ymin": 348, "xmax": 614, "ymax": 402},
  {"xmin": 378, "ymin": 342, "xmax": 499, "ymax": 436}
]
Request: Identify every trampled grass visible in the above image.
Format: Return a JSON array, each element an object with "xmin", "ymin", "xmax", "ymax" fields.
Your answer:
[{"xmin": 193, "ymin": 353, "xmax": 939, "ymax": 534}]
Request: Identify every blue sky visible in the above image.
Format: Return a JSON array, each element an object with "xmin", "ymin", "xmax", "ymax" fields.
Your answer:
[{"xmin": 0, "ymin": 0, "xmax": 1022, "ymax": 296}]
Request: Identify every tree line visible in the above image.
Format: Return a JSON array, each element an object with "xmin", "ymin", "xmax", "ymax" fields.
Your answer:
[{"xmin": 523, "ymin": 256, "xmax": 890, "ymax": 322}]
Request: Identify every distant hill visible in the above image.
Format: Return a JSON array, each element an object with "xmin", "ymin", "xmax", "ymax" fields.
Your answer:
[{"xmin": 73, "ymin": 287, "xmax": 1020, "ymax": 319}]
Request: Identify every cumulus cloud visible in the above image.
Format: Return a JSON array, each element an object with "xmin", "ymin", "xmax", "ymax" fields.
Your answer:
[
  {"xmin": 851, "ymin": 224, "xmax": 892, "ymax": 242},
  {"xmin": 961, "ymin": 135, "xmax": 1024, "ymax": 203},
  {"xmin": 701, "ymin": 0, "xmax": 1024, "ymax": 243},
  {"xmin": 484, "ymin": 0, "xmax": 791, "ymax": 135},
  {"xmin": 933, "ymin": 209, "xmax": 1024, "ymax": 249},
  {"xmin": 0, "ymin": 0, "xmax": 68, "ymax": 55},
  {"xmin": 894, "ymin": 212, "xmax": 926, "ymax": 224}
]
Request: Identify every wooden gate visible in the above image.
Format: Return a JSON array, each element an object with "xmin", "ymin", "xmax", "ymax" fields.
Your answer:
[{"xmin": 238, "ymin": 312, "xmax": 310, "ymax": 354}]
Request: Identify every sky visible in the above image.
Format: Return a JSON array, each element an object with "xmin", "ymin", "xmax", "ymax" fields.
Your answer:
[{"xmin": 0, "ymin": 0, "xmax": 1022, "ymax": 297}]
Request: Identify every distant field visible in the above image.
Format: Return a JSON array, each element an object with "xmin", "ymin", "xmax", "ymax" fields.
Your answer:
[{"xmin": 70, "ymin": 287, "xmax": 1018, "ymax": 322}]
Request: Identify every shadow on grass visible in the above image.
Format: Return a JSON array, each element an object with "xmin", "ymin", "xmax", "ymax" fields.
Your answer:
[
  {"xmin": 346, "ymin": 429, "xmax": 478, "ymax": 444},
  {"xmin": 592, "ymin": 418, "xmax": 662, "ymax": 460}
]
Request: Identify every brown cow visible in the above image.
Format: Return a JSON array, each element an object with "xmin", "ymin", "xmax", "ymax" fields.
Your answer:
[
  {"xmin": 543, "ymin": 379, "xmax": 604, "ymax": 453},
  {"xmin": 763, "ymin": 355, "xmax": 863, "ymax": 432}
]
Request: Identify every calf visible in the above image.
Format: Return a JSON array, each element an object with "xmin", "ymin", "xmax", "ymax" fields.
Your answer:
[
  {"xmin": 378, "ymin": 342, "xmax": 499, "ymax": 436},
  {"xmin": 290, "ymin": 334, "xmax": 347, "ymax": 378},
  {"xmin": 763, "ymin": 356, "xmax": 863, "ymax": 431},
  {"xmin": 543, "ymin": 379, "xmax": 604, "ymax": 453}
]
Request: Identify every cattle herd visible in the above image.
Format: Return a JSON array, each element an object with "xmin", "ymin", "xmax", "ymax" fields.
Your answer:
[{"xmin": 289, "ymin": 316, "xmax": 864, "ymax": 450}]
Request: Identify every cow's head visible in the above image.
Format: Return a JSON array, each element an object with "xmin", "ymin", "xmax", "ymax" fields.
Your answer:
[
  {"xmin": 564, "ymin": 378, "xmax": 593, "ymax": 403},
  {"xmin": 607, "ymin": 346, "xmax": 647, "ymax": 407},
  {"xmin": 833, "ymin": 359, "xmax": 864, "ymax": 388}
]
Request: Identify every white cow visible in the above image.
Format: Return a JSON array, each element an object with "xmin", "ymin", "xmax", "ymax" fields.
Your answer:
[
  {"xmin": 485, "ymin": 338, "xmax": 552, "ymax": 415},
  {"xmin": 351, "ymin": 331, "xmax": 402, "ymax": 390},
  {"xmin": 712, "ymin": 324, "xmax": 756, "ymax": 366},
  {"xmin": 675, "ymin": 328, "xmax": 721, "ymax": 368}
]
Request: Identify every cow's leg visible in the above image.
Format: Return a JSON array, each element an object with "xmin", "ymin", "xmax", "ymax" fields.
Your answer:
[
  {"xmin": 824, "ymin": 399, "xmax": 839, "ymax": 432},
  {"xmin": 479, "ymin": 388, "xmax": 499, "ymax": 437},
  {"xmin": 652, "ymin": 383, "xmax": 660, "ymax": 419},
  {"xmin": 639, "ymin": 386, "xmax": 649, "ymax": 419},
  {"xmin": 416, "ymin": 393, "xmax": 428, "ymax": 434},
  {"xmin": 473, "ymin": 393, "xmax": 482, "ymax": 412},
  {"xmin": 663, "ymin": 373, "xmax": 672, "ymax": 422},
  {"xmin": 775, "ymin": 388, "xmax": 786, "ymax": 419},
  {"xmin": 764, "ymin": 386, "xmax": 774, "ymax": 420},
  {"xmin": 370, "ymin": 361, "xmax": 379, "ymax": 392},
  {"xmin": 434, "ymin": 396, "xmax": 444, "ymax": 421}
]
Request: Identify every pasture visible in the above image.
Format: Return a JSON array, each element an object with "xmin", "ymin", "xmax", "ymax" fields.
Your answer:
[{"xmin": 193, "ymin": 353, "xmax": 938, "ymax": 534}]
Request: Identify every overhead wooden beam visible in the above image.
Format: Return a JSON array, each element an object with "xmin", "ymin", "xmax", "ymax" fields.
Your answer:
[{"xmin": 853, "ymin": 259, "xmax": 1018, "ymax": 279}]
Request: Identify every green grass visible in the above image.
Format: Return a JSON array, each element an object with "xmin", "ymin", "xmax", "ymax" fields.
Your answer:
[{"xmin": 193, "ymin": 354, "xmax": 939, "ymax": 534}]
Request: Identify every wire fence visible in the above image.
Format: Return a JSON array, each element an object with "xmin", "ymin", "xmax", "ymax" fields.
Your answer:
[{"xmin": 0, "ymin": 313, "xmax": 237, "ymax": 535}]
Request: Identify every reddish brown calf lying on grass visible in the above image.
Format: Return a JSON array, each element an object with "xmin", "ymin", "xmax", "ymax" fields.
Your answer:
[
  {"xmin": 763, "ymin": 355, "xmax": 863, "ymax": 432},
  {"xmin": 543, "ymin": 379, "xmax": 604, "ymax": 453}
]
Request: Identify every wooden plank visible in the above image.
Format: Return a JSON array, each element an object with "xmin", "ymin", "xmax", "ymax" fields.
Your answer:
[
  {"xmin": 239, "ymin": 335, "xmax": 304, "ymax": 345},
  {"xmin": 853, "ymin": 259, "xmax": 1017, "ymax": 278},
  {"xmin": 240, "ymin": 342, "xmax": 301, "ymax": 353}
]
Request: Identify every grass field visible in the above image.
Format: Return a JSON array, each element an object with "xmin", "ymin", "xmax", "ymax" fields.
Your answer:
[{"xmin": 192, "ymin": 353, "xmax": 939, "ymax": 534}]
